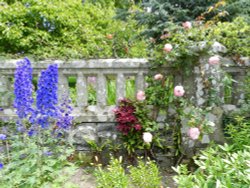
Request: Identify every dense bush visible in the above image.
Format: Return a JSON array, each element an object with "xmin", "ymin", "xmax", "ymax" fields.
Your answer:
[
  {"xmin": 174, "ymin": 144, "xmax": 250, "ymax": 188},
  {"xmin": 225, "ymin": 116, "xmax": 250, "ymax": 151},
  {"xmin": 0, "ymin": 0, "xmax": 147, "ymax": 59},
  {"xmin": 174, "ymin": 116, "xmax": 250, "ymax": 187}
]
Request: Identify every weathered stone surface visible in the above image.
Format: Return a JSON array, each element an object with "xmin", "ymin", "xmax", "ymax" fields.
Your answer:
[
  {"xmin": 208, "ymin": 107, "xmax": 225, "ymax": 144},
  {"xmin": 212, "ymin": 42, "xmax": 227, "ymax": 53},
  {"xmin": 222, "ymin": 104, "xmax": 237, "ymax": 113}
]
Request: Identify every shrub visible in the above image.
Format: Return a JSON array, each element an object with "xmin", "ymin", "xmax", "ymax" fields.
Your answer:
[
  {"xmin": 173, "ymin": 144, "xmax": 250, "ymax": 188},
  {"xmin": 206, "ymin": 17, "xmax": 250, "ymax": 57},
  {"xmin": 0, "ymin": 0, "xmax": 147, "ymax": 59},
  {"xmin": 94, "ymin": 157, "xmax": 162, "ymax": 188},
  {"xmin": 129, "ymin": 158, "xmax": 162, "ymax": 188},
  {"xmin": 94, "ymin": 157, "xmax": 129, "ymax": 188},
  {"xmin": 225, "ymin": 116, "xmax": 250, "ymax": 151}
]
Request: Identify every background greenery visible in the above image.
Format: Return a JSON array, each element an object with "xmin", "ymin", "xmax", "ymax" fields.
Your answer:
[{"xmin": 0, "ymin": 0, "xmax": 147, "ymax": 59}]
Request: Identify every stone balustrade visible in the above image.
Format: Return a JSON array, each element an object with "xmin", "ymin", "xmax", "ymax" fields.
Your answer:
[
  {"xmin": 0, "ymin": 57, "xmax": 249, "ymax": 156},
  {"xmin": 0, "ymin": 57, "xmax": 249, "ymax": 123}
]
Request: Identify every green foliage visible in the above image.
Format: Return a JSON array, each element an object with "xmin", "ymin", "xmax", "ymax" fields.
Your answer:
[
  {"xmin": 219, "ymin": 0, "xmax": 250, "ymax": 23},
  {"xmin": 0, "ymin": 128, "xmax": 77, "ymax": 188},
  {"xmin": 94, "ymin": 157, "xmax": 129, "ymax": 188},
  {"xmin": 114, "ymin": 98, "xmax": 162, "ymax": 155},
  {"xmin": 0, "ymin": 0, "xmax": 147, "ymax": 59},
  {"xmin": 225, "ymin": 116, "xmax": 250, "ymax": 151},
  {"xmin": 128, "ymin": 158, "xmax": 162, "ymax": 188},
  {"xmin": 173, "ymin": 144, "xmax": 250, "ymax": 188},
  {"xmin": 207, "ymin": 17, "xmax": 250, "ymax": 56},
  {"xmin": 134, "ymin": 0, "xmax": 218, "ymax": 39},
  {"xmin": 94, "ymin": 157, "xmax": 162, "ymax": 188}
]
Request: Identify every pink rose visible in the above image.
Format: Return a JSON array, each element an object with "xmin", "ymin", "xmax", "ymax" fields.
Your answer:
[
  {"xmin": 160, "ymin": 33, "xmax": 170, "ymax": 40},
  {"xmin": 143, "ymin": 132, "xmax": 153, "ymax": 143},
  {"xmin": 182, "ymin": 21, "xmax": 192, "ymax": 29},
  {"xmin": 188, "ymin": 127, "xmax": 200, "ymax": 140},
  {"xmin": 174, "ymin": 85, "xmax": 185, "ymax": 97},
  {"xmin": 87, "ymin": 76, "xmax": 96, "ymax": 84},
  {"xmin": 154, "ymin": 74, "xmax": 163, "ymax": 80},
  {"xmin": 209, "ymin": 56, "xmax": 220, "ymax": 65},
  {"xmin": 106, "ymin": 34, "xmax": 113, "ymax": 39},
  {"xmin": 136, "ymin": 91, "xmax": 146, "ymax": 101},
  {"xmin": 163, "ymin": 44, "xmax": 173, "ymax": 53}
]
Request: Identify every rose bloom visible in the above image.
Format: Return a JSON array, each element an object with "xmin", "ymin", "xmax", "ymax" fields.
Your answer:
[
  {"xmin": 154, "ymin": 74, "xmax": 163, "ymax": 80},
  {"xmin": 160, "ymin": 33, "xmax": 170, "ymax": 40},
  {"xmin": 209, "ymin": 56, "xmax": 220, "ymax": 65},
  {"xmin": 143, "ymin": 132, "xmax": 153, "ymax": 143},
  {"xmin": 182, "ymin": 21, "xmax": 192, "ymax": 29},
  {"xmin": 174, "ymin": 85, "xmax": 185, "ymax": 97},
  {"xmin": 188, "ymin": 127, "xmax": 200, "ymax": 140},
  {"xmin": 106, "ymin": 34, "xmax": 113, "ymax": 39},
  {"xmin": 136, "ymin": 90, "xmax": 146, "ymax": 101},
  {"xmin": 163, "ymin": 44, "xmax": 173, "ymax": 53}
]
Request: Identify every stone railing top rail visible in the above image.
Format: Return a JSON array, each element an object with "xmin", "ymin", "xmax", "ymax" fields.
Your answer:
[{"xmin": 0, "ymin": 58, "xmax": 149, "ymax": 70}]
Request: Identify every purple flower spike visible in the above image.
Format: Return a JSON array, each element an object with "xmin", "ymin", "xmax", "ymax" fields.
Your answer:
[
  {"xmin": 14, "ymin": 58, "xmax": 34, "ymax": 119},
  {"xmin": 36, "ymin": 64, "xmax": 58, "ymax": 128},
  {"xmin": 0, "ymin": 134, "xmax": 7, "ymax": 140},
  {"xmin": 0, "ymin": 163, "xmax": 4, "ymax": 169}
]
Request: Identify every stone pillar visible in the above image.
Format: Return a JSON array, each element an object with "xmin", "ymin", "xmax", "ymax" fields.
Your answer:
[
  {"xmin": 135, "ymin": 72, "xmax": 144, "ymax": 93},
  {"xmin": 97, "ymin": 73, "xmax": 107, "ymax": 106},
  {"xmin": 0, "ymin": 75, "xmax": 10, "ymax": 107},
  {"xmin": 116, "ymin": 73, "xmax": 125, "ymax": 103},
  {"xmin": 58, "ymin": 73, "xmax": 69, "ymax": 101},
  {"xmin": 76, "ymin": 72, "xmax": 88, "ymax": 107}
]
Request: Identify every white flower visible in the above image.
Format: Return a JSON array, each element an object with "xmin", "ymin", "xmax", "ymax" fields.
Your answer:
[
  {"xmin": 207, "ymin": 121, "xmax": 215, "ymax": 127},
  {"xmin": 143, "ymin": 132, "xmax": 153, "ymax": 143}
]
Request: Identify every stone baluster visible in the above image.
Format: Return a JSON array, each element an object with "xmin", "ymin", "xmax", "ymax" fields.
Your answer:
[
  {"xmin": 135, "ymin": 72, "xmax": 144, "ymax": 93},
  {"xmin": 58, "ymin": 73, "xmax": 69, "ymax": 101},
  {"xmin": 0, "ymin": 75, "xmax": 10, "ymax": 107},
  {"xmin": 97, "ymin": 73, "xmax": 107, "ymax": 106},
  {"xmin": 76, "ymin": 72, "xmax": 88, "ymax": 107},
  {"xmin": 116, "ymin": 73, "xmax": 126, "ymax": 103},
  {"xmin": 232, "ymin": 72, "xmax": 245, "ymax": 105}
]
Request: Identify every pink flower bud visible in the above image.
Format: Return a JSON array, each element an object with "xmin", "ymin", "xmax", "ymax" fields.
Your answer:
[
  {"xmin": 154, "ymin": 74, "xmax": 163, "ymax": 80},
  {"xmin": 209, "ymin": 56, "xmax": 220, "ymax": 65},
  {"xmin": 134, "ymin": 124, "xmax": 142, "ymax": 131},
  {"xmin": 188, "ymin": 127, "xmax": 200, "ymax": 140},
  {"xmin": 163, "ymin": 44, "xmax": 173, "ymax": 53},
  {"xmin": 174, "ymin": 85, "xmax": 185, "ymax": 97},
  {"xmin": 143, "ymin": 132, "xmax": 153, "ymax": 143},
  {"xmin": 182, "ymin": 21, "xmax": 192, "ymax": 29},
  {"xmin": 160, "ymin": 33, "xmax": 170, "ymax": 40},
  {"xmin": 106, "ymin": 34, "xmax": 113, "ymax": 39},
  {"xmin": 136, "ymin": 91, "xmax": 146, "ymax": 101}
]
